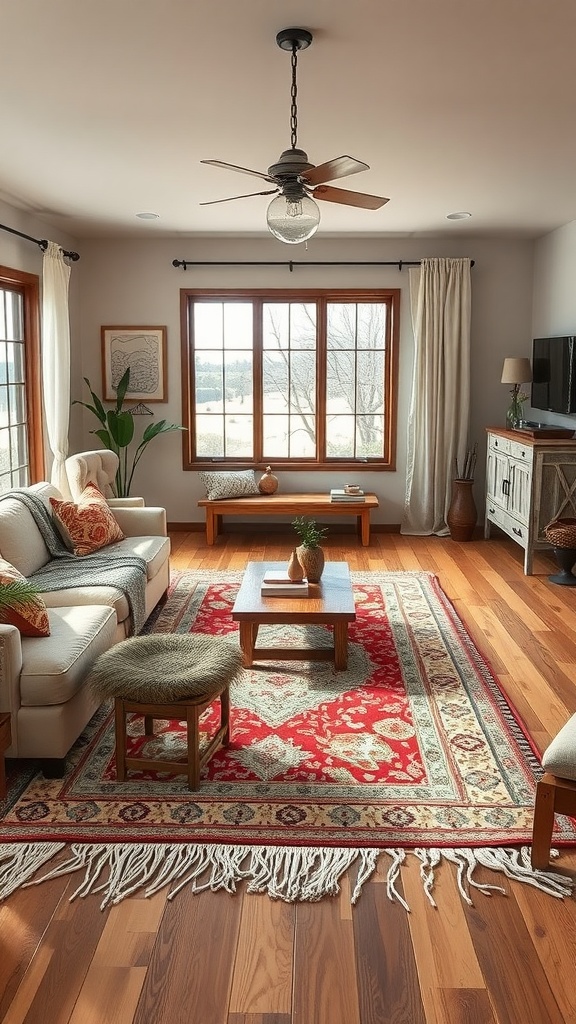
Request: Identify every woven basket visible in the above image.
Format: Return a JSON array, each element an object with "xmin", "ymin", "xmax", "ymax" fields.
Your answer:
[{"xmin": 544, "ymin": 518, "xmax": 576, "ymax": 548}]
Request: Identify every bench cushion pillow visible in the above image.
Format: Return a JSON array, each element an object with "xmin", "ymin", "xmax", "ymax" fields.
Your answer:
[
  {"xmin": 0, "ymin": 558, "xmax": 51, "ymax": 637},
  {"xmin": 199, "ymin": 469, "xmax": 259, "ymax": 501},
  {"xmin": 50, "ymin": 482, "xmax": 125, "ymax": 556}
]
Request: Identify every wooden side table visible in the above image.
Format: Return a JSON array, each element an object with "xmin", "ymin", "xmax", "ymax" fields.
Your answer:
[{"xmin": 0, "ymin": 712, "xmax": 12, "ymax": 799}]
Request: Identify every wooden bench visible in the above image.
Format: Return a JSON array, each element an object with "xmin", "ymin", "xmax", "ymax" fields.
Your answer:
[{"xmin": 198, "ymin": 492, "xmax": 379, "ymax": 547}]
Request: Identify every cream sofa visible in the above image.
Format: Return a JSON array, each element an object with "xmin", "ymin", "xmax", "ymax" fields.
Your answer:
[{"xmin": 0, "ymin": 479, "xmax": 170, "ymax": 765}]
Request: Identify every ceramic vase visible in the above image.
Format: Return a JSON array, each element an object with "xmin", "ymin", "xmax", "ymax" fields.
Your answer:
[
  {"xmin": 296, "ymin": 544, "xmax": 325, "ymax": 583},
  {"xmin": 447, "ymin": 479, "xmax": 477, "ymax": 541},
  {"xmin": 258, "ymin": 466, "xmax": 279, "ymax": 494},
  {"xmin": 287, "ymin": 549, "xmax": 305, "ymax": 581}
]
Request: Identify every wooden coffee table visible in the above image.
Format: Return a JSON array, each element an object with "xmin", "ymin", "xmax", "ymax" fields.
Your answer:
[{"xmin": 232, "ymin": 561, "xmax": 356, "ymax": 671}]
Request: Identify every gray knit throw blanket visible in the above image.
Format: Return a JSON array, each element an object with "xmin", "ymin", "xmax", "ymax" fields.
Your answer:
[{"xmin": 0, "ymin": 490, "xmax": 148, "ymax": 635}]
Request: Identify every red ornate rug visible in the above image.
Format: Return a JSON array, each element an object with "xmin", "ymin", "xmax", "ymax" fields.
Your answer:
[{"xmin": 0, "ymin": 570, "xmax": 574, "ymax": 908}]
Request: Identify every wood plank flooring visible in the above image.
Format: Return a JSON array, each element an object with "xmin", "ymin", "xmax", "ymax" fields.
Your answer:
[{"xmin": 2, "ymin": 528, "xmax": 576, "ymax": 1024}]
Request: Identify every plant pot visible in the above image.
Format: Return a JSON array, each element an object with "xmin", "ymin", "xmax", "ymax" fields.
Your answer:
[
  {"xmin": 447, "ymin": 479, "xmax": 477, "ymax": 541},
  {"xmin": 296, "ymin": 544, "xmax": 325, "ymax": 583},
  {"xmin": 548, "ymin": 545, "xmax": 576, "ymax": 586}
]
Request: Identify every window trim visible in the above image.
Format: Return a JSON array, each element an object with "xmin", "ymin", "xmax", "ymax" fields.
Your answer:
[
  {"xmin": 0, "ymin": 264, "xmax": 44, "ymax": 484},
  {"xmin": 180, "ymin": 287, "xmax": 400, "ymax": 472}
]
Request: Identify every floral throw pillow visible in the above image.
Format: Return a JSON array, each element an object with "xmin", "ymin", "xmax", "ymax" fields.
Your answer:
[
  {"xmin": 199, "ymin": 470, "xmax": 260, "ymax": 501},
  {"xmin": 0, "ymin": 558, "xmax": 50, "ymax": 637},
  {"xmin": 50, "ymin": 482, "xmax": 125, "ymax": 556}
]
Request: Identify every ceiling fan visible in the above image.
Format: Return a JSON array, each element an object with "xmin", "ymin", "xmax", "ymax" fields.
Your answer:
[{"xmin": 200, "ymin": 28, "xmax": 389, "ymax": 244}]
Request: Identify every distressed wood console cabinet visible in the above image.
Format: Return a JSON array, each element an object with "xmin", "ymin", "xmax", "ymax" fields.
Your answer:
[
  {"xmin": 198, "ymin": 492, "xmax": 379, "ymax": 547},
  {"xmin": 484, "ymin": 427, "xmax": 576, "ymax": 574}
]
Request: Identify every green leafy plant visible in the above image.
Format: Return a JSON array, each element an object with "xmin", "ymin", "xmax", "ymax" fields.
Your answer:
[
  {"xmin": 0, "ymin": 579, "xmax": 40, "ymax": 616},
  {"xmin": 292, "ymin": 516, "xmax": 328, "ymax": 549},
  {"xmin": 73, "ymin": 369, "xmax": 184, "ymax": 497}
]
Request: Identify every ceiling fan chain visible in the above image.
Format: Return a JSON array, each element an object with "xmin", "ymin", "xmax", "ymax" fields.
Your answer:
[{"xmin": 290, "ymin": 44, "xmax": 299, "ymax": 150}]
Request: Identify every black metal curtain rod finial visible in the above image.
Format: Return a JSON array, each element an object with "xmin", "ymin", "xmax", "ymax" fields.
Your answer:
[{"xmin": 0, "ymin": 222, "xmax": 80, "ymax": 260}]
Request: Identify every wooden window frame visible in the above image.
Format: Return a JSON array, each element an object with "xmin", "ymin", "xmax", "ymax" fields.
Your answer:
[
  {"xmin": 0, "ymin": 265, "xmax": 44, "ymax": 484},
  {"xmin": 180, "ymin": 287, "xmax": 399, "ymax": 473}
]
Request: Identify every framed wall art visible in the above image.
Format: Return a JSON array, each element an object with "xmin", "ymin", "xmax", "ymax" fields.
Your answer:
[{"xmin": 101, "ymin": 326, "xmax": 168, "ymax": 402}]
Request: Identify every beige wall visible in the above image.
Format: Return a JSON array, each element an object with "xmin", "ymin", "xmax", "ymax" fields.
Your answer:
[
  {"xmin": 75, "ymin": 234, "xmax": 534, "ymax": 524},
  {"xmin": 531, "ymin": 220, "xmax": 576, "ymax": 429},
  {"xmin": 0, "ymin": 201, "xmax": 536, "ymax": 524}
]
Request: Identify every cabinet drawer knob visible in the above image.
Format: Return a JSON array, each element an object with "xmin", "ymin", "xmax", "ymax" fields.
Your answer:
[{"xmin": 512, "ymin": 526, "xmax": 523, "ymax": 537}]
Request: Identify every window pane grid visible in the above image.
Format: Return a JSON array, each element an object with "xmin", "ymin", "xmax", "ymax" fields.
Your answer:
[
  {"xmin": 185, "ymin": 290, "xmax": 397, "ymax": 469},
  {"xmin": 0, "ymin": 288, "xmax": 31, "ymax": 493}
]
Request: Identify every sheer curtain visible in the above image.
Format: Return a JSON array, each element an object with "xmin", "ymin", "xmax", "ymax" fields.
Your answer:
[
  {"xmin": 42, "ymin": 242, "xmax": 71, "ymax": 495},
  {"xmin": 401, "ymin": 257, "xmax": 472, "ymax": 535}
]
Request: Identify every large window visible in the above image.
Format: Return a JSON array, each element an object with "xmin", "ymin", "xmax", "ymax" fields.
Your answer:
[
  {"xmin": 0, "ymin": 266, "xmax": 43, "ymax": 493},
  {"xmin": 181, "ymin": 288, "xmax": 399, "ymax": 471}
]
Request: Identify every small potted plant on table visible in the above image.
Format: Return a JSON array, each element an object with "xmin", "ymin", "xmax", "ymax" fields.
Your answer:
[{"xmin": 292, "ymin": 516, "xmax": 328, "ymax": 583}]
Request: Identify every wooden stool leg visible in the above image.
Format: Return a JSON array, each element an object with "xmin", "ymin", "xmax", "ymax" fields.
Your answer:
[
  {"xmin": 221, "ymin": 685, "xmax": 230, "ymax": 746},
  {"xmin": 144, "ymin": 715, "xmax": 154, "ymax": 735},
  {"xmin": 187, "ymin": 705, "xmax": 202, "ymax": 790},
  {"xmin": 531, "ymin": 778, "xmax": 557, "ymax": 869},
  {"xmin": 114, "ymin": 698, "xmax": 127, "ymax": 782}
]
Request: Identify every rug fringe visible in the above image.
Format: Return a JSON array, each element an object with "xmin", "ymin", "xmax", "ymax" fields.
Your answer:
[{"xmin": 0, "ymin": 844, "xmax": 572, "ymax": 910}]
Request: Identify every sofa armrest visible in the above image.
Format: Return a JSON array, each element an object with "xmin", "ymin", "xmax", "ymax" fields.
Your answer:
[
  {"xmin": 107, "ymin": 497, "xmax": 146, "ymax": 508},
  {"xmin": 111, "ymin": 506, "xmax": 167, "ymax": 537},
  {"xmin": 0, "ymin": 625, "xmax": 23, "ymax": 715}
]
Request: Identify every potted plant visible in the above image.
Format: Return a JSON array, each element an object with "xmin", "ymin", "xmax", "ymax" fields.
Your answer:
[
  {"xmin": 74, "ymin": 369, "xmax": 184, "ymax": 497},
  {"xmin": 292, "ymin": 516, "xmax": 328, "ymax": 582}
]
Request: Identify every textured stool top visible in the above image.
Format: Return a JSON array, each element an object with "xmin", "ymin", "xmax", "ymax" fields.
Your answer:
[
  {"xmin": 542, "ymin": 712, "xmax": 576, "ymax": 782},
  {"xmin": 89, "ymin": 632, "xmax": 242, "ymax": 702}
]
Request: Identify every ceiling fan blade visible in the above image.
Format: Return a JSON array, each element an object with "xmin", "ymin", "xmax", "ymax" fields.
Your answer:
[
  {"xmin": 200, "ymin": 159, "xmax": 276, "ymax": 183},
  {"xmin": 200, "ymin": 189, "xmax": 279, "ymax": 206},
  {"xmin": 312, "ymin": 185, "xmax": 389, "ymax": 210},
  {"xmin": 301, "ymin": 156, "xmax": 370, "ymax": 186}
]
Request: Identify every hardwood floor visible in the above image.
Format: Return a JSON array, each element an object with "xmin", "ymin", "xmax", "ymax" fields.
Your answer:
[{"xmin": 2, "ymin": 528, "xmax": 576, "ymax": 1024}]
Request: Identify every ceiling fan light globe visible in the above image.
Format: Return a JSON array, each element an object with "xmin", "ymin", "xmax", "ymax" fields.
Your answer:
[{"xmin": 266, "ymin": 194, "xmax": 320, "ymax": 244}]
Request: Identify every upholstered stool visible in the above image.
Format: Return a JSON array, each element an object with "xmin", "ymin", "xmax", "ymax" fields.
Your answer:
[
  {"xmin": 531, "ymin": 713, "xmax": 576, "ymax": 869},
  {"xmin": 88, "ymin": 633, "xmax": 242, "ymax": 789}
]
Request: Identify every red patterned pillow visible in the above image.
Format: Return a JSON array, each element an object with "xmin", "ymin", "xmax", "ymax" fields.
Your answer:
[
  {"xmin": 50, "ymin": 483, "xmax": 125, "ymax": 556},
  {"xmin": 0, "ymin": 558, "xmax": 50, "ymax": 637}
]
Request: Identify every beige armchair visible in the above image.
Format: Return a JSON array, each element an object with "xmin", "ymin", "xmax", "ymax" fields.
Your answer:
[
  {"xmin": 531, "ymin": 714, "xmax": 576, "ymax": 869},
  {"xmin": 65, "ymin": 450, "xmax": 145, "ymax": 507}
]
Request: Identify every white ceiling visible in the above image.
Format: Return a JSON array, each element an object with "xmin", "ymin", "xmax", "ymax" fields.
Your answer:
[{"xmin": 2, "ymin": 0, "xmax": 576, "ymax": 242}]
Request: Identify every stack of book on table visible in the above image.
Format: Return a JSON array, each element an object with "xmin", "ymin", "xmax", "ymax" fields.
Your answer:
[
  {"xmin": 260, "ymin": 570, "xmax": 309, "ymax": 597},
  {"xmin": 330, "ymin": 487, "xmax": 365, "ymax": 502}
]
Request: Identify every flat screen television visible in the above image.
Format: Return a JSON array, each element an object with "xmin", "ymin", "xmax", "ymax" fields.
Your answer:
[{"xmin": 531, "ymin": 336, "xmax": 576, "ymax": 415}]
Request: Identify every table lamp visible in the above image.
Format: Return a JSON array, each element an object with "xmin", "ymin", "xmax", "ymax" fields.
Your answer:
[{"xmin": 501, "ymin": 357, "xmax": 532, "ymax": 429}]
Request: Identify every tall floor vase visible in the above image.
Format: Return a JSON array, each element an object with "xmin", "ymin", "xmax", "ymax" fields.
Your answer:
[{"xmin": 447, "ymin": 479, "xmax": 477, "ymax": 541}]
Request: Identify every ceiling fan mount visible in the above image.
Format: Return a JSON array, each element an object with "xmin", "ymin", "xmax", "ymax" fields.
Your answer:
[
  {"xmin": 275, "ymin": 27, "xmax": 312, "ymax": 52},
  {"xmin": 199, "ymin": 26, "xmax": 389, "ymax": 243}
]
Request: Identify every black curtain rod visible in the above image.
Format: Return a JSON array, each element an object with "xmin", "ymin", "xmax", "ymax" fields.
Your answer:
[
  {"xmin": 0, "ymin": 222, "xmax": 80, "ymax": 261},
  {"xmin": 172, "ymin": 258, "xmax": 474, "ymax": 272}
]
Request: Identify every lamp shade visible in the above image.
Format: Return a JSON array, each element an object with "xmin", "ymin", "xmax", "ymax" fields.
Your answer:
[
  {"xmin": 501, "ymin": 357, "xmax": 532, "ymax": 385},
  {"xmin": 267, "ymin": 194, "xmax": 320, "ymax": 244}
]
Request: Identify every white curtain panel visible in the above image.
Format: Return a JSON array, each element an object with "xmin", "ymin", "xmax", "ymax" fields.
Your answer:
[
  {"xmin": 42, "ymin": 242, "xmax": 71, "ymax": 496},
  {"xmin": 401, "ymin": 257, "xmax": 472, "ymax": 535}
]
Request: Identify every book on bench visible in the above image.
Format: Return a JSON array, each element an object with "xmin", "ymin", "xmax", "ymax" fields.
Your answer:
[
  {"xmin": 330, "ymin": 488, "xmax": 366, "ymax": 502},
  {"xmin": 261, "ymin": 580, "xmax": 309, "ymax": 597}
]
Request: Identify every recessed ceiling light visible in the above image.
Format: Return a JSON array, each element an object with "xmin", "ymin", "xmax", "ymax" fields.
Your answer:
[
  {"xmin": 136, "ymin": 212, "xmax": 159, "ymax": 220},
  {"xmin": 446, "ymin": 211, "xmax": 472, "ymax": 220}
]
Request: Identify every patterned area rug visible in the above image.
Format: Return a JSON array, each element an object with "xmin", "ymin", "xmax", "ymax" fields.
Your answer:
[{"xmin": 1, "ymin": 569, "xmax": 574, "ymax": 908}]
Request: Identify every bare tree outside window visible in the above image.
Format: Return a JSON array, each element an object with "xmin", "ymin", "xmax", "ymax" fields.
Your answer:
[{"xmin": 181, "ymin": 288, "xmax": 399, "ymax": 472}]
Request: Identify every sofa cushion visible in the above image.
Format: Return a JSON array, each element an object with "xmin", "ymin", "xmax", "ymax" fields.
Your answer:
[
  {"xmin": 50, "ymin": 483, "xmax": 125, "ymax": 556},
  {"xmin": 19, "ymin": 604, "xmax": 117, "ymax": 706},
  {"xmin": 542, "ymin": 713, "xmax": 576, "ymax": 782},
  {"xmin": 110, "ymin": 535, "xmax": 171, "ymax": 580},
  {"xmin": 0, "ymin": 492, "xmax": 54, "ymax": 577},
  {"xmin": 0, "ymin": 558, "xmax": 51, "ymax": 637},
  {"xmin": 42, "ymin": 585, "xmax": 130, "ymax": 628}
]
